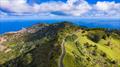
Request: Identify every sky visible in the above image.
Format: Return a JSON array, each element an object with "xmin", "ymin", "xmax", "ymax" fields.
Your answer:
[{"xmin": 0, "ymin": 0, "xmax": 120, "ymax": 18}]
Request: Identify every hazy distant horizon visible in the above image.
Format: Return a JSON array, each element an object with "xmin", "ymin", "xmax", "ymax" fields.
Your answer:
[
  {"xmin": 1, "ymin": 16, "xmax": 120, "ymax": 21},
  {"xmin": 0, "ymin": 18, "xmax": 120, "ymax": 34}
]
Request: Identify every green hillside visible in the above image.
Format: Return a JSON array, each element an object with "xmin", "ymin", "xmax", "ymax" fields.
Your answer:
[{"xmin": 0, "ymin": 22, "xmax": 120, "ymax": 67}]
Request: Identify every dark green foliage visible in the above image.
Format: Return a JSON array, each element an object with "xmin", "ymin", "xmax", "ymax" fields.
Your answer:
[
  {"xmin": 0, "ymin": 22, "xmax": 66, "ymax": 67},
  {"xmin": 22, "ymin": 53, "xmax": 33, "ymax": 64},
  {"xmin": 75, "ymin": 41, "xmax": 81, "ymax": 47},
  {"xmin": 90, "ymin": 28, "xmax": 107, "ymax": 30},
  {"xmin": 102, "ymin": 35, "xmax": 107, "ymax": 40},
  {"xmin": 72, "ymin": 34, "xmax": 78, "ymax": 40},
  {"xmin": 65, "ymin": 34, "xmax": 78, "ymax": 42},
  {"xmin": 82, "ymin": 31, "xmax": 85, "ymax": 33},
  {"xmin": 84, "ymin": 42, "xmax": 90, "ymax": 48},
  {"xmin": 91, "ymin": 50, "xmax": 97, "ymax": 56},
  {"xmin": 86, "ymin": 57, "xmax": 91, "ymax": 61},
  {"xmin": 0, "ymin": 22, "xmax": 120, "ymax": 67},
  {"xmin": 110, "ymin": 60, "xmax": 116, "ymax": 64},
  {"xmin": 93, "ymin": 45, "xmax": 98, "ymax": 49},
  {"xmin": 75, "ymin": 41, "xmax": 84, "ymax": 56},
  {"xmin": 106, "ymin": 34, "xmax": 110, "ymax": 38},
  {"xmin": 87, "ymin": 33, "xmax": 101, "ymax": 43},
  {"xmin": 105, "ymin": 30, "xmax": 113, "ymax": 38},
  {"xmin": 105, "ymin": 41, "xmax": 111, "ymax": 46},
  {"xmin": 100, "ymin": 52, "xmax": 107, "ymax": 57},
  {"xmin": 106, "ymin": 59, "xmax": 117, "ymax": 64},
  {"xmin": 65, "ymin": 36, "xmax": 71, "ymax": 42}
]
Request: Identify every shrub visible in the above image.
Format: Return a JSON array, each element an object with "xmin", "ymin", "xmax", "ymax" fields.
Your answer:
[
  {"xmin": 82, "ymin": 31, "xmax": 85, "ymax": 33},
  {"xmin": 93, "ymin": 45, "xmax": 97, "ymax": 49},
  {"xmin": 22, "ymin": 53, "xmax": 33, "ymax": 64},
  {"xmin": 91, "ymin": 50, "xmax": 97, "ymax": 56},
  {"xmin": 65, "ymin": 34, "xmax": 78, "ymax": 42},
  {"xmin": 72, "ymin": 34, "xmax": 78, "ymax": 40},
  {"xmin": 100, "ymin": 51, "xmax": 107, "ymax": 57},
  {"xmin": 65, "ymin": 36, "xmax": 72, "ymax": 41},
  {"xmin": 105, "ymin": 41, "xmax": 111, "ymax": 46},
  {"xmin": 87, "ymin": 33, "xmax": 101, "ymax": 43},
  {"xmin": 86, "ymin": 57, "xmax": 91, "ymax": 61},
  {"xmin": 107, "ymin": 59, "xmax": 117, "ymax": 64},
  {"xmin": 84, "ymin": 42, "xmax": 90, "ymax": 48},
  {"xmin": 110, "ymin": 60, "xmax": 116, "ymax": 64},
  {"xmin": 75, "ymin": 41, "xmax": 80, "ymax": 47},
  {"xmin": 102, "ymin": 35, "xmax": 106, "ymax": 40}
]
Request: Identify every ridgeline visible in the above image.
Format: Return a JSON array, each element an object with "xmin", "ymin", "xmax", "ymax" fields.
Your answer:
[{"xmin": 0, "ymin": 22, "xmax": 120, "ymax": 67}]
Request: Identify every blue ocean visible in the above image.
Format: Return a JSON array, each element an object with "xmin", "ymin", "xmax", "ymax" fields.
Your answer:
[{"xmin": 0, "ymin": 18, "xmax": 120, "ymax": 34}]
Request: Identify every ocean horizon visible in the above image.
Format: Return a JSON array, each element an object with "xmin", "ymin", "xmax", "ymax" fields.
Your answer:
[{"xmin": 0, "ymin": 18, "xmax": 120, "ymax": 34}]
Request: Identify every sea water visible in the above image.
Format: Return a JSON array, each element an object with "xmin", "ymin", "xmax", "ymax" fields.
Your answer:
[{"xmin": 0, "ymin": 18, "xmax": 120, "ymax": 34}]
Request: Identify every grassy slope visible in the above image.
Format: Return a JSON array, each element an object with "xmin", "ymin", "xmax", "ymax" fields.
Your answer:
[
  {"xmin": 0, "ymin": 22, "xmax": 120, "ymax": 67},
  {"xmin": 63, "ymin": 29, "xmax": 120, "ymax": 67},
  {"xmin": 0, "ymin": 23, "xmax": 62, "ymax": 67}
]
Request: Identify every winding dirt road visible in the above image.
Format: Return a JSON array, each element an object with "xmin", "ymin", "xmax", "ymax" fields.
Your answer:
[
  {"xmin": 59, "ymin": 39, "xmax": 65, "ymax": 67},
  {"xmin": 58, "ymin": 30, "xmax": 80, "ymax": 67}
]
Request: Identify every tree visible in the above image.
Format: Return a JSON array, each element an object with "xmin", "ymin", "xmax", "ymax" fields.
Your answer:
[{"xmin": 87, "ymin": 33, "xmax": 101, "ymax": 43}]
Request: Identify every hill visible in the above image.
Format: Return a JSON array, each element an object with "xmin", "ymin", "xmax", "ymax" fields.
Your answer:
[{"xmin": 0, "ymin": 22, "xmax": 120, "ymax": 67}]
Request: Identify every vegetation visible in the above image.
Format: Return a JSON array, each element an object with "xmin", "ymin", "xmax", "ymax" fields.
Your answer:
[
  {"xmin": 87, "ymin": 33, "xmax": 101, "ymax": 43},
  {"xmin": 0, "ymin": 22, "xmax": 120, "ymax": 67}
]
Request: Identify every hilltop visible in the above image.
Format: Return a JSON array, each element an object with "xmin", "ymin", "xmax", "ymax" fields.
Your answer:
[{"xmin": 0, "ymin": 22, "xmax": 120, "ymax": 67}]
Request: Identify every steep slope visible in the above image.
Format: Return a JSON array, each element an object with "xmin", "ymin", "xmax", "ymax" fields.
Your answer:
[
  {"xmin": 63, "ymin": 29, "xmax": 120, "ymax": 67},
  {"xmin": 0, "ymin": 22, "xmax": 120, "ymax": 67}
]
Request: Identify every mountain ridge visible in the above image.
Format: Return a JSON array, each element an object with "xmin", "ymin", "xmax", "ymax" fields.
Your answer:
[{"xmin": 0, "ymin": 22, "xmax": 120, "ymax": 67}]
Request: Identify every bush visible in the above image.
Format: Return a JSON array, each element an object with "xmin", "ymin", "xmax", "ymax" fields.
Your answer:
[
  {"xmin": 65, "ymin": 34, "xmax": 78, "ymax": 42},
  {"xmin": 93, "ymin": 45, "xmax": 97, "ymax": 49},
  {"xmin": 82, "ymin": 31, "xmax": 85, "ymax": 33},
  {"xmin": 84, "ymin": 42, "xmax": 90, "ymax": 48},
  {"xmin": 100, "ymin": 52, "xmax": 106, "ymax": 57},
  {"xmin": 105, "ymin": 41, "xmax": 111, "ymax": 46},
  {"xmin": 110, "ymin": 60, "xmax": 116, "ymax": 64},
  {"xmin": 91, "ymin": 50, "xmax": 97, "ymax": 56},
  {"xmin": 86, "ymin": 57, "xmax": 91, "ymax": 61},
  {"xmin": 72, "ymin": 34, "xmax": 78, "ymax": 40},
  {"xmin": 22, "ymin": 53, "xmax": 33, "ymax": 64},
  {"xmin": 75, "ymin": 41, "xmax": 80, "ymax": 47},
  {"xmin": 87, "ymin": 33, "xmax": 101, "ymax": 43},
  {"xmin": 102, "ymin": 35, "xmax": 106, "ymax": 40}
]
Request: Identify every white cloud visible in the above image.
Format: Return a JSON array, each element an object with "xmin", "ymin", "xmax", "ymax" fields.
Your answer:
[
  {"xmin": 33, "ymin": 2, "xmax": 68, "ymax": 12},
  {"xmin": 95, "ymin": 2, "xmax": 113, "ymax": 11},
  {"xmin": 64, "ymin": 1, "xmax": 92, "ymax": 16},
  {"xmin": 0, "ymin": 0, "xmax": 32, "ymax": 13},
  {"xmin": 94, "ymin": 1, "xmax": 120, "ymax": 11},
  {"xmin": 0, "ymin": 0, "xmax": 120, "ymax": 17},
  {"xmin": 32, "ymin": 0, "xmax": 91, "ymax": 16},
  {"xmin": 92, "ymin": 1, "xmax": 120, "ymax": 17}
]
